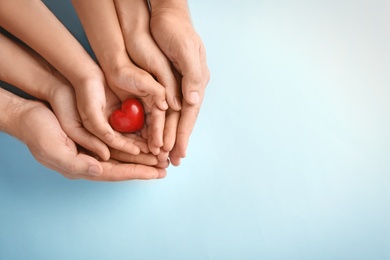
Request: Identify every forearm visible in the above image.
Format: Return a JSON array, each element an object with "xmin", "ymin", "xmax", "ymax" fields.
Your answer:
[
  {"xmin": 71, "ymin": 0, "xmax": 129, "ymax": 75},
  {"xmin": 115, "ymin": 0, "xmax": 150, "ymax": 34},
  {"xmin": 0, "ymin": 0, "xmax": 101, "ymax": 86},
  {"xmin": 0, "ymin": 33, "xmax": 54, "ymax": 101}
]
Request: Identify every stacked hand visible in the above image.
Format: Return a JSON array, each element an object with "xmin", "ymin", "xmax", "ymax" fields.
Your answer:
[{"xmin": 0, "ymin": 0, "xmax": 209, "ymax": 181}]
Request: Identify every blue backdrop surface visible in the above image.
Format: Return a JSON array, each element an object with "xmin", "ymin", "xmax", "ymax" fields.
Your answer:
[{"xmin": 1, "ymin": 0, "xmax": 390, "ymax": 259}]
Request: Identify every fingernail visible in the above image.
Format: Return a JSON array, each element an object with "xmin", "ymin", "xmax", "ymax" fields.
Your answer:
[
  {"xmin": 188, "ymin": 91, "xmax": 199, "ymax": 104},
  {"xmin": 162, "ymin": 100, "xmax": 169, "ymax": 110},
  {"xmin": 88, "ymin": 165, "xmax": 102, "ymax": 176},
  {"xmin": 173, "ymin": 96, "xmax": 182, "ymax": 110}
]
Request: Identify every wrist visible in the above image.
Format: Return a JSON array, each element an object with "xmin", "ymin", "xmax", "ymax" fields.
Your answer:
[
  {"xmin": 98, "ymin": 50, "xmax": 135, "ymax": 86},
  {"xmin": 67, "ymin": 63, "xmax": 106, "ymax": 91},
  {"xmin": 96, "ymin": 47, "xmax": 129, "ymax": 77},
  {"xmin": 150, "ymin": 0, "xmax": 190, "ymax": 17},
  {"xmin": 0, "ymin": 88, "xmax": 27, "ymax": 136},
  {"xmin": 149, "ymin": 0, "xmax": 189, "ymax": 11},
  {"xmin": 46, "ymin": 70, "xmax": 74, "ymax": 106}
]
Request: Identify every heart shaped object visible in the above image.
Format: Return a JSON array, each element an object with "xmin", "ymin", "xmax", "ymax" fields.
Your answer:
[{"xmin": 109, "ymin": 98, "xmax": 145, "ymax": 133}]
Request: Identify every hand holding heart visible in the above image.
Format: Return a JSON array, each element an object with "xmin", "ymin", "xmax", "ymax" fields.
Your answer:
[
  {"xmin": 109, "ymin": 98, "xmax": 145, "ymax": 133},
  {"xmin": 0, "ymin": 0, "xmax": 209, "ymax": 181}
]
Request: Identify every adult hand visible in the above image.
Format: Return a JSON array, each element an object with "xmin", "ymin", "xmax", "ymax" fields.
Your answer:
[
  {"xmin": 149, "ymin": 0, "xmax": 210, "ymax": 165},
  {"xmin": 13, "ymin": 99, "xmax": 167, "ymax": 181},
  {"xmin": 0, "ymin": 0, "xmax": 144, "ymax": 157},
  {"xmin": 0, "ymin": 31, "xmax": 168, "ymax": 171}
]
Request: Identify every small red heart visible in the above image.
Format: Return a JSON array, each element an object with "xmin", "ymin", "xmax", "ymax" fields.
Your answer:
[{"xmin": 109, "ymin": 98, "xmax": 145, "ymax": 133}]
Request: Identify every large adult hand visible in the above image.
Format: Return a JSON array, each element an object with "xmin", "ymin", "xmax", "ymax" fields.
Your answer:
[
  {"xmin": 13, "ymin": 99, "xmax": 167, "ymax": 181},
  {"xmin": 149, "ymin": 0, "xmax": 210, "ymax": 165}
]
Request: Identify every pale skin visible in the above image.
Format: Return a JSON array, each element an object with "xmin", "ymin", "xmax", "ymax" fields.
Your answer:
[
  {"xmin": 0, "ymin": 0, "xmax": 209, "ymax": 175},
  {"xmin": 148, "ymin": 0, "xmax": 210, "ymax": 165},
  {"xmin": 0, "ymin": 33, "xmax": 168, "ymax": 181},
  {"xmin": 73, "ymin": 0, "xmax": 210, "ymax": 166},
  {"xmin": 0, "ymin": 0, "xmax": 150, "ymax": 158},
  {"xmin": 113, "ymin": 0, "xmax": 181, "ymax": 163},
  {"xmin": 71, "ymin": 0, "xmax": 170, "ymax": 157},
  {"xmin": 0, "ymin": 90, "xmax": 167, "ymax": 181}
]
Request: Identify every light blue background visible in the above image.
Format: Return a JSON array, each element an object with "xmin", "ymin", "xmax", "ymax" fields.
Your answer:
[{"xmin": 1, "ymin": 0, "xmax": 390, "ymax": 259}]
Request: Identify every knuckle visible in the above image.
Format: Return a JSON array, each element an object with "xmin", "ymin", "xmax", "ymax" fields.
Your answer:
[{"xmin": 189, "ymin": 73, "xmax": 202, "ymax": 85}]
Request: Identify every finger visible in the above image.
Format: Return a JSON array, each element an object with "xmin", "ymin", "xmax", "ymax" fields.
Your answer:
[
  {"xmin": 39, "ymin": 137, "xmax": 103, "ymax": 178},
  {"xmin": 168, "ymin": 147, "xmax": 182, "ymax": 167},
  {"xmin": 109, "ymin": 131, "xmax": 142, "ymax": 155},
  {"xmin": 144, "ymin": 109, "xmax": 161, "ymax": 155},
  {"xmin": 162, "ymin": 109, "xmax": 180, "ymax": 152},
  {"xmin": 110, "ymin": 150, "xmax": 159, "ymax": 166},
  {"xmin": 81, "ymin": 160, "xmax": 167, "ymax": 181},
  {"xmin": 81, "ymin": 105, "xmax": 141, "ymax": 155},
  {"xmin": 177, "ymin": 44, "xmax": 202, "ymax": 106},
  {"xmin": 173, "ymin": 101, "xmax": 201, "ymax": 158},
  {"xmin": 151, "ymin": 106, "xmax": 165, "ymax": 148},
  {"xmin": 128, "ymin": 37, "xmax": 182, "ymax": 111},
  {"xmin": 150, "ymin": 57, "xmax": 181, "ymax": 111},
  {"xmin": 53, "ymin": 100, "xmax": 111, "ymax": 161},
  {"xmin": 157, "ymin": 150, "xmax": 169, "ymax": 163},
  {"xmin": 147, "ymin": 116, "xmax": 160, "ymax": 155},
  {"xmin": 121, "ymin": 132, "xmax": 150, "ymax": 154},
  {"xmin": 115, "ymin": 68, "xmax": 168, "ymax": 111},
  {"xmin": 133, "ymin": 70, "xmax": 168, "ymax": 111},
  {"xmin": 77, "ymin": 100, "xmax": 117, "ymax": 150},
  {"xmin": 64, "ymin": 125, "xmax": 110, "ymax": 161},
  {"xmin": 156, "ymin": 159, "xmax": 170, "ymax": 169},
  {"xmin": 141, "ymin": 124, "xmax": 148, "ymax": 140},
  {"xmin": 115, "ymin": 0, "xmax": 174, "ymax": 111}
]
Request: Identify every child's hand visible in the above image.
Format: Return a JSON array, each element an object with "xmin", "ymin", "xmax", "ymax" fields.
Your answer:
[
  {"xmin": 104, "ymin": 64, "xmax": 168, "ymax": 156},
  {"xmin": 72, "ymin": 0, "xmax": 172, "ymax": 155},
  {"xmin": 114, "ymin": 0, "xmax": 181, "ymax": 112},
  {"xmin": 113, "ymin": 0, "xmax": 183, "ymax": 161}
]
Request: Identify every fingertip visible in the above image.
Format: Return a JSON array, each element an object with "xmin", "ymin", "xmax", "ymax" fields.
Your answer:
[
  {"xmin": 170, "ymin": 96, "xmax": 182, "ymax": 111},
  {"xmin": 169, "ymin": 148, "xmax": 181, "ymax": 166},
  {"xmin": 158, "ymin": 150, "xmax": 169, "ymax": 162},
  {"xmin": 186, "ymin": 91, "xmax": 200, "ymax": 105},
  {"xmin": 150, "ymin": 146, "xmax": 160, "ymax": 156},
  {"xmin": 170, "ymin": 157, "xmax": 181, "ymax": 167},
  {"xmin": 87, "ymin": 164, "xmax": 103, "ymax": 176},
  {"xmin": 140, "ymin": 144, "xmax": 150, "ymax": 154},
  {"xmin": 105, "ymin": 132, "xmax": 115, "ymax": 143},
  {"xmin": 153, "ymin": 138, "xmax": 163, "ymax": 149},
  {"xmin": 175, "ymin": 140, "xmax": 188, "ymax": 159},
  {"xmin": 159, "ymin": 100, "xmax": 169, "ymax": 111},
  {"xmin": 156, "ymin": 160, "xmax": 170, "ymax": 169},
  {"xmin": 157, "ymin": 168, "xmax": 167, "ymax": 179},
  {"xmin": 97, "ymin": 146, "xmax": 111, "ymax": 161},
  {"xmin": 132, "ymin": 146, "xmax": 141, "ymax": 155}
]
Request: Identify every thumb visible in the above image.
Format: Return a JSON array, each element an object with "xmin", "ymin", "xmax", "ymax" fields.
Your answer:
[
  {"xmin": 51, "ymin": 138, "xmax": 104, "ymax": 178},
  {"xmin": 177, "ymin": 49, "xmax": 202, "ymax": 106},
  {"xmin": 66, "ymin": 153, "xmax": 103, "ymax": 177}
]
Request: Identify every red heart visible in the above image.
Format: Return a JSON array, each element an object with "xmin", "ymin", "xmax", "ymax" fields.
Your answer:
[{"xmin": 109, "ymin": 98, "xmax": 145, "ymax": 133}]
